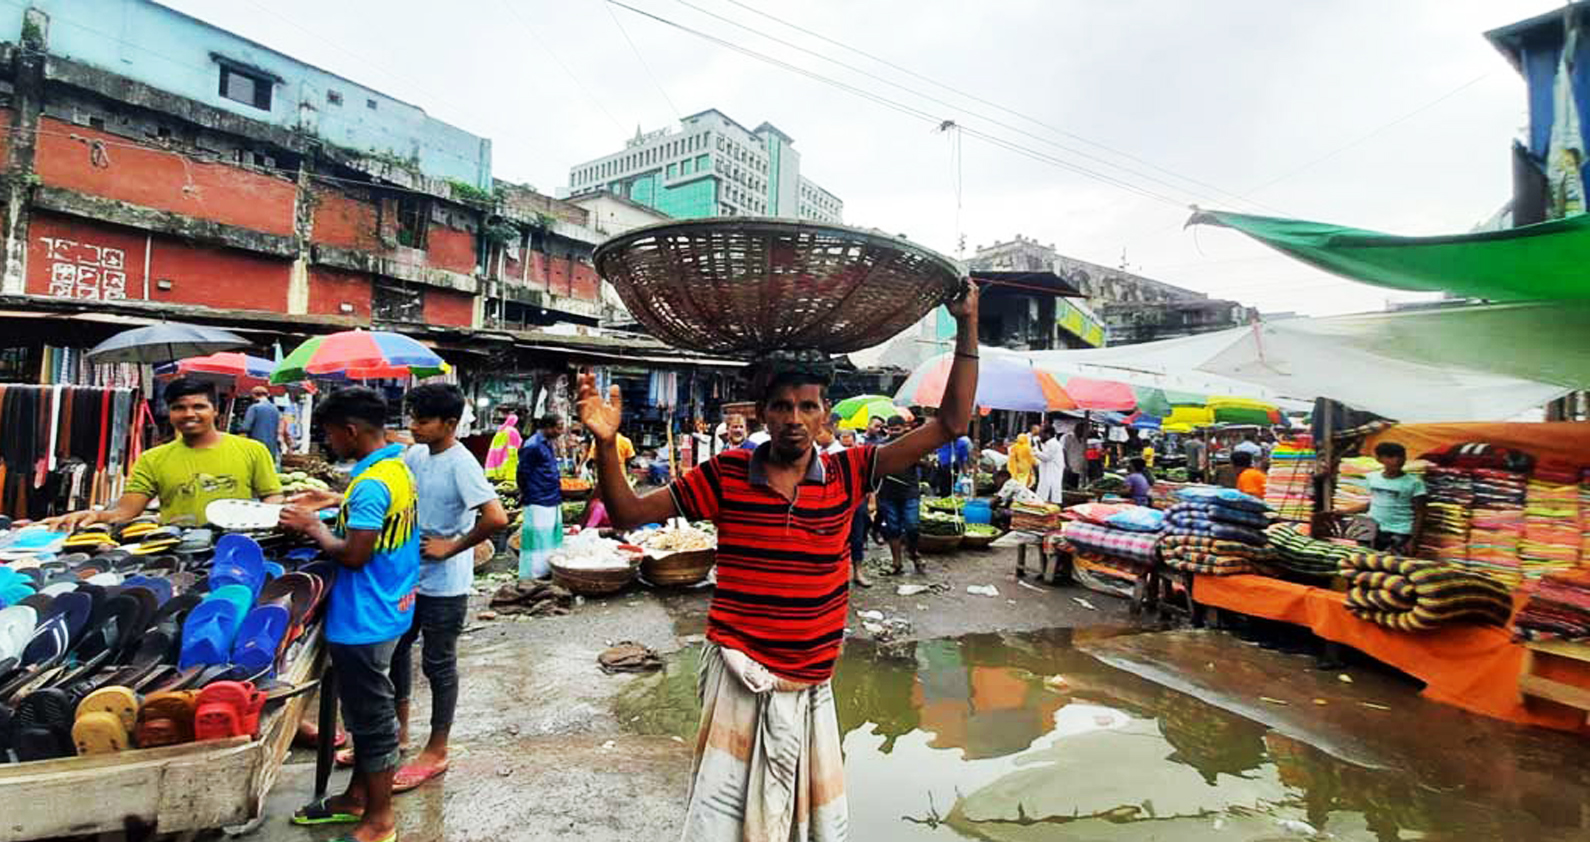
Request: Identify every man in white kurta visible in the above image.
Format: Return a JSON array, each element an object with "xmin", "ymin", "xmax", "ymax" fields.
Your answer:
[{"xmin": 1034, "ymin": 427, "xmax": 1065, "ymax": 504}]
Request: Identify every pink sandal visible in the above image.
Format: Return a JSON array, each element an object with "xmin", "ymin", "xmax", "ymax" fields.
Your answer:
[{"xmin": 393, "ymin": 760, "xmax": 449, "ymax": 793}]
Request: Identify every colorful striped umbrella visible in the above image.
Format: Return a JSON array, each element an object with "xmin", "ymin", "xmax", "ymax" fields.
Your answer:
[
  {"xmin": 1131, "ymin": 386, "xmax": 1173, "ymax": 418},
  {"xmin": 896, "ymin": 349, "xmax": 1075, "ymax": 412},
  {"xmin": 270, "ymin": 330, "xmax": 447, "ymax": 384},
  {"xmin": 1207, "ymin": 396, "xmax": 1282, "ymax": 425},
  {"xmin": 1047, "ymin": 375, "xmax": 1136, "ymax": 411},
  {"xmin": 831, "ymin": 395, "xmax": 912, "ymax": 430}
]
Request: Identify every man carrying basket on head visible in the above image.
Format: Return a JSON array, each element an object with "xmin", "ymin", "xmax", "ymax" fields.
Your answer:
[{"xmin": 578, "ymin": 285, "xmax": 980, "ymax": 841}]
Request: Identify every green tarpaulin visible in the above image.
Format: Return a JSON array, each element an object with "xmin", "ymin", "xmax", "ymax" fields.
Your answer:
[{"xmin": 1188, "ymin": 210, "xmax": 1590, "ymax": 301}]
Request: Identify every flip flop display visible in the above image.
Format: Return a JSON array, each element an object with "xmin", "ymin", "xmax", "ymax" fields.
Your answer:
[
  {"xmin": 0, "ymin": 525, "xmax": 332, "ymax": 766},
  {"xmin": 177, "ymin": 585, "xmax": 253, "ymax": 670}
]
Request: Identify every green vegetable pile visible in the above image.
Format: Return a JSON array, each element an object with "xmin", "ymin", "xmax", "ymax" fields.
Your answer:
[
  {"xmin": 924, "ymin": 497, "xmax": 965, "ymax": 513},
  {"xmin": 496, "ymin": 481, "xmax": 524, "ymax": 527},
  {"xmin": 1089, "ymin": 473, "xmax": 1128, "ymax": 494},
  {"xmin": 920, "ymin": 510, "xmax": 966, "ymax": 536},
  {"xmin": 278, "ymin": 471, "xmax": 330, "ymax": 494},
  {"xmin": 964, "ymin": 523, "xmax": 1000, "ymax": 537}
]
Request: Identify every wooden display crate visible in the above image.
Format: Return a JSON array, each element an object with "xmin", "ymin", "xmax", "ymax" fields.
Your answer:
[
  {"xmin": 1519, "ymin": 639, "xmax": 1590, "ymax": 725},
  {"xmin": 0, "ymin": 629, "xmax": 323, "ymax": 840}
]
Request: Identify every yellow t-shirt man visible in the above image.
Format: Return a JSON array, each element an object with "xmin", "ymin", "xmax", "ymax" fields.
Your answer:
[
  {"xmin": 126, "ymin": 433, "xmax": 282, "ymax": 525},
  {"xmin": 587, "ymin": 434, "xmax": 635, "ymax": 465}
]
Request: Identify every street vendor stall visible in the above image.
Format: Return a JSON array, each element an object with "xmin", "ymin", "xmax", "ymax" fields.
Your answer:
[{"xmin": 0, "ymin": 524, "xmax": 330, "ymax": 838}]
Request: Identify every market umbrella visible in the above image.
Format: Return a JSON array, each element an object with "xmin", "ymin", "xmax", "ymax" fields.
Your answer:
[
  {"xmin": 155, "ymin": 352, "xmax": 291, "ymax": 394},
  {"xmin": 831, "ymin": 395, "xmax": 912, "ymax": 429},
  {"xmin": 896, "ymin": 348, "xmax": 1075, "ymax": 412},
  {"xmin": 1046, "ymin": 375, "xmax": 1136, "ymax": 412},
  {"xmin": 1131, "ymin": 387, "xmax": 1173, "ymax": 418},
  {"xmin": 1206, "ymin": 396, "xmax": 1281, "ymax": 425},
  {"xmin": 87, "ymin": 322, "xmax": 250, "ymax": 365},
  {"xmin": 270, "ymin": 330, "xmax": 447, "ymax": 384}
]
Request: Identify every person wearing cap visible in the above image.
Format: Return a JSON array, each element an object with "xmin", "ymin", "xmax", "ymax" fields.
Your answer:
[
  {"xmin": 51, "ymin": 377, "xmax": 282, "ymax": 530},
  {"xmin": 242, "ymin": 385, "xmax": 285, "ymax": 467},
  {"xmin": 579, "ymin": 284, "xmax": 980, "ymax": 840}
]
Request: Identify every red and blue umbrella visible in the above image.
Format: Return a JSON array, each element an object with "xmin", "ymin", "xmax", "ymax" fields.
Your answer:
[
  {"xmin": 896, "ymin": 349, "xmax": 1076, "ymax": 412},
  {"xmin": 270, "ymin": 330, "xmax": 447, "ymax": 384}
]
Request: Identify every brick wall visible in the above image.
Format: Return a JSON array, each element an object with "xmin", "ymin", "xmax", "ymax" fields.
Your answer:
[
  {"xmin": 423, "ymin": 287, "xmax": 473, "ymax": 327},
  {"xmin": 34, "ymin": 118, "xmax": 297, "ymax": 236},
  {"xmin": 426, "ymin": 223, "xmax": 476, "ymax": 275},
  {"xmin": 27, "ymin": 211, "xmax": 289, "ymax": 309},
  {"xmin": 310, "ymin": 186, "xmax": 382, "ymax": 251},
  {"xmin": 307, "ymin": 266, "xmax": 372, "ymax": 320}
]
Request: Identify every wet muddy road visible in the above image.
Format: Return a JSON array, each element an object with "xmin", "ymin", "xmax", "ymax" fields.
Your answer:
[{"xmin": 254, "ymin": 546, "xmax": 1590, "ymax": 842}]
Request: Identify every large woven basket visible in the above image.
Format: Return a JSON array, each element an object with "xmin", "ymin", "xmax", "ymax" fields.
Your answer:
[
  {"xmin": 961, "ymin": 530, "xmax": 1002, "ymax": 550},
  {"xmin": 594, "ymin": 218, "xmax": 964, "ymax": 356},
  {"xmin": 640, "ymin": 548, "xmax": 716, "ymax": 587},
  {"xmin": 918, "ymin": 533, "xmax": 964, "ymax": 554},
  {"xmin": 550, "ymin": 560, "xmax": 637, "ymax": 596}
]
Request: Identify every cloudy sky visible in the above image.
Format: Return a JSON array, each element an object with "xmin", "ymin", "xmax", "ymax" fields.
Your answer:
[{"xmin": 169, "ymin": 0, "xmax": 1555, "ymax": 315}]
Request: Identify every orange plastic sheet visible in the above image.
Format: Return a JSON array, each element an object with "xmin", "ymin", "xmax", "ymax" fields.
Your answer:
[
  {"xmin": 1193, "ymin": 574, "xmax": 1590, "ymax": 733},
  {"xmin": 1363, "ymin": 421, "xmax": 1590, "ymax": 467}
]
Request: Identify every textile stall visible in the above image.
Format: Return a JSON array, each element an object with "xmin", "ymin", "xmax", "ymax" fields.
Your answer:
[{"xmin": 0, "ymin": 385, "xmax": 152, "ymax": 521}]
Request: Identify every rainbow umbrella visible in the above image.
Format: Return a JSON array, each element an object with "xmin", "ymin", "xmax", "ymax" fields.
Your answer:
[
  {"xmin": 831, "ymin": 395, "xmax": 912, "ymax": 429},
  {"xmin": 270, "ymin": 330, "xmax": 447, "ymax": 384},
  {"xmin": 1048, "ymin": 375, "xmax": 1136, "ymax": 411},
  {"xmin": 896, "ymin": 349, "xmax": 1075, "ymax": 412},
  {"xmin": 1207, "ymin": 396, "xmax": 1282, "ymax": 425}
]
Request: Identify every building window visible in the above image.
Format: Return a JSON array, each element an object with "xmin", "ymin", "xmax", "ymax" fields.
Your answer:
[
  {"xmin": 681, "ymin": 158, "xmax": 693, "ymax": 175},
  {"xmin": 367, "ymin": 98, "xmax": 378, "ymax": 110},
  {"xmin": 327, "ymin": 89, "xmax": 343, "ymax": 105},
  {"xmin": 667, "ymin": 163, "xmax": 677, "ymax": 179},
  {"xmin": 697, "ymin": 154, "xmax": 710, "ymax": 171},
  {"xmin": 219, "ymin": 65, "xmax": 272, "ymax": 110},
  {"xmin": 372, "ymin": 280, "xmax": 424, "ymax": 323},
  {"xmin": 395, "ymin": 196, "xmax": 428, "ymax": 248}
]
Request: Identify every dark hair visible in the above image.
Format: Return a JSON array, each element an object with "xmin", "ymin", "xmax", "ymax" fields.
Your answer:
[
  {"xmin": 757, "ymin": 370, "xmax": 829, "ymax": 405},
  {"xmin": 885, "ymin": 415, "xmax": 905, "ymax": 427},
  {"xmin": 164, "ymin": 376, "xmax": 217, "ymax": 407},
  {"xmin": 1232, "ymin": 451, "xmax": 1253, "ymax": 468},
  {"xmin": 316, "ymin": 386, "xmax": 387, "ymax": 431},
  {"xmin": 1374, "ymin": 441, "xmax": 1407, "ymax": 460},
  {"xmin": 1129, "ymin": 457, "xmax": 1147, "ymax": 473},
  {"xmin": 406, "ymin": 383, "xmax": 466, "ymax": 422},
  {"xmin": 537, "ymin": 413, "xmax": 563, "ymax": 431}
]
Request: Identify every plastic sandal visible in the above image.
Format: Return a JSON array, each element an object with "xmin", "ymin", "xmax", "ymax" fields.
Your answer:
[
  {"xmin": 177, "ymin": 586, "xmax": 252, "ymax": 670},
  {"xmin": 231, "ymin": 597, "xmax": 292, "ymax": 677},
  {"xmin": 394, "ymin": 760, "xmax": 450, "ymax": 793},
  {"xmin": 208, "ymin": 534, "xmax": 267, "ymax": 598},
  {"xmin": 72, "ymin": 709, "xmax": 129, "ymax": 754},
  {"xmin": 136, "ymin": 689, "xmax": 197, "ymax": 747},
  {"xmin": 290, "ymin": 795, "xmax": 362, "ymax": 826},
  {"xmin": 78, "ymin": 685, "xmax": 139, "ymax": 732}
]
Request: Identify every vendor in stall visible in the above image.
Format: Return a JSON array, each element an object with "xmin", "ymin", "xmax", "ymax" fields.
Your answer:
[
  {"xmin": 50, "ymin": 377, "xmax": 282, "ymax": 529},
  {"xmin": 578, "ymin": 284, "xmax": 979, "ymax": 840},
  {"xmin": 1337, "ymin": 441, "xmax": 1427, "ymax": 554}
]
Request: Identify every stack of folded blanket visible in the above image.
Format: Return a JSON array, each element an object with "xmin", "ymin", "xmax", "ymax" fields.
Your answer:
[
  {"xmin": 1466, "ymin": 498, "xmax": 1526, "ymax": 587},
  {"xmin": 1419, "ymin": 501, "xmax": 1471, "ymax": 564},
  {"xmin": 1161, "ymin": 496, "xmax": 1270, "ymax": 548},
  {"xmin": 1582, "ymin": 468, "xmax": 1590, "ymax": 561},
  {"xmin": 1339, "ymin": 551, "xmax": 1513, "ymax": 632},
  {"xmin": 1059, "ymin": 521, "xmax": 1159, "ymax": 567},
  {"xmin": 1424, "ymin": 467, "xmax": 1475, "ymax": 507},
  {"xmin": 1264, "ymin": 442, "xmax": 1315, "ymax": 522},
  {"xmin": 1519, "ymin": 477, "xmax": 1581, "ymax": 576},
  {"xmin": 1514, "ymin": 569, "xmax": 1590, "ymax": 641},
  {"xmin": 1333, "ymin": 457, "xmax": 1380, "ymax": 511},
  {"xmin": 1265, "ymin": 523, "xmax": 1355, "ymax": 579},
  {"xmin": 1157, "ymin": 533, "xmax": 1275, "ymax": 575}
]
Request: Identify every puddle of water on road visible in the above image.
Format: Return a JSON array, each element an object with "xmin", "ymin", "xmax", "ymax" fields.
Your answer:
[{"xmin": 613, "ymin": 627, "xmax": 1590, "ymax": 841}]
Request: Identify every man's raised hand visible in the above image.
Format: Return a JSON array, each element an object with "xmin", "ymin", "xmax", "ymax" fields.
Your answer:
[{"xmin": 577, "ymin": 370, "xmax": 623, "ymax": 443}]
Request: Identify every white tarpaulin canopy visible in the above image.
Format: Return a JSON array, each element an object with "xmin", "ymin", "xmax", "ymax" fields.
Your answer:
[{"xmin": 1022, "ymin": 302, "xmax": 1585, "ymax": 423}]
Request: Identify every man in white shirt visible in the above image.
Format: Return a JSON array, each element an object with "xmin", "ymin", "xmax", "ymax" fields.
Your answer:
[{"xmin": 1034, "ymin": 425, "xmax": 1066, "ymax": 504}]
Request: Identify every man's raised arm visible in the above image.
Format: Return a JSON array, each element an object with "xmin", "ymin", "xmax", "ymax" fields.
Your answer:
[
  {"xmin": 877, "ymin": 283, "xmax": 980, "ymax": 476},
  {"xmin": 576, "ymin": 372, "xmax": 678, "ymax": 530}
]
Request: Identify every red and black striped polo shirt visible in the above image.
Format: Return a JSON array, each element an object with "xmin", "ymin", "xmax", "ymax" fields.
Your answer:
[{"xmin": 669, "ymin": 443, "xmax": 876, "ymax": 683}]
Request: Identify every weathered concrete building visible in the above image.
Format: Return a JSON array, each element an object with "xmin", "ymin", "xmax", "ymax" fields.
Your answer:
[
  {"xmin": 0, "ymin": 0, "xmax": 706, "ymax": 390},
  {"xmin": 969, "ymin": 236, "xmax": 1258, "ymax": 346}
]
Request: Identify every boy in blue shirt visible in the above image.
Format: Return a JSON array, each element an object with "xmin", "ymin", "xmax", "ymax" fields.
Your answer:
[{"xmin": 281, "ymin": 386, "xmax": 419, "ymax": 842}]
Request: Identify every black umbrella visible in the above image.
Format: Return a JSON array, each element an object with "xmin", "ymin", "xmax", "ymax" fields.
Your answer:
[{"xmin": 86, "ymin": 322, "xmax": 251, "ymax": 365}]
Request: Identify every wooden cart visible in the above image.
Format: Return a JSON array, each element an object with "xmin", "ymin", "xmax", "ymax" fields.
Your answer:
[{"xmin": 0, "ymin": 629, "xmax": 324, "ymax": 840}]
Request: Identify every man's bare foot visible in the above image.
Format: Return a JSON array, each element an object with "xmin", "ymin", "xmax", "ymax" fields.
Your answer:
[{"xmin": 852, "ymin": 570, "xmax": 873, "ymax": 588}]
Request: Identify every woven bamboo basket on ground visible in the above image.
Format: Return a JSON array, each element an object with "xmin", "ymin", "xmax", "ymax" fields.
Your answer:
[
  {"xmin": 593, "ymin": 218, "xmax": 964, "ymax": 356},
  {"xmin": 961, "ymin": 530, "xmax": 1003, "ymax": 550},
  {"xmin": 550, "ymin": 560, "xmax": 637, "ymax": 596},
  {"xmin": 640, "ymin": 548, "xmax": 716, "ymax": 587},
  {"xmin": 918, "ymin": 533, "xmax": 964, "ymax": 554}
]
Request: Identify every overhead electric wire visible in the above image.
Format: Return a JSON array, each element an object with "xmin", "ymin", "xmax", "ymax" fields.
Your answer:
[
  {"xmin": 670, "ymin": 0, "xmax": 1277, "ymax": 214},
  {"xmin": 602, "ymin": 0, "xmax": 683, "ymax": 120},
  {"xmin": 713, "ymin": 0, "xmax": 1279, "ymax": 214},
  {"xmin": 605, "ymin": 0, "xmax": 1194, "ymax": 209},
  {"xmin": 496, "ymin": 0, "xmax": 626, "ymax": 133}
]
